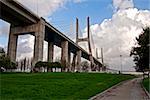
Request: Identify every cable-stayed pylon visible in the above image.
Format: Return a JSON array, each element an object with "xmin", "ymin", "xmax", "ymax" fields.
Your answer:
[{"xmin": 75, "ymin": 17, "xmax": 94, "ymax": 71}]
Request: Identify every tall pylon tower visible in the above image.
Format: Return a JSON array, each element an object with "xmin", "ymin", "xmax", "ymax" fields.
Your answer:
[
  {"xmin": 76, "ymin": 17, "xmax": 94, "ymax": 71},
  {"xmin": 96, "ymin": 48, "xmax": 105, "ymax": 71}
]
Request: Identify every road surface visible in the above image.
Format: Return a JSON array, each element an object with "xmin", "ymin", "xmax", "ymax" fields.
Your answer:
[{"xmin": 91, "ymin": 78, "xmax": 149, "ymax": 100}]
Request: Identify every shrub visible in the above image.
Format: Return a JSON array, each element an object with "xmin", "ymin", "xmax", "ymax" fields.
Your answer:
[
  {"xmin": 81, "ymin": 61, "xmax": 89, "ymax": 72},
  {"xmin": 34, "ymin": 61, "xmax": 62, "ymax": 72},
  {"xmin": 10, "ymin": 62, "xmax": 17, "ymax": 69},
  {"xmin": 53, "ymin": 62, "xmax": 62, "ymax": 68},
  {"xmin": 47, "ymin": 62, "xmax": 62, "ymax": 68},
  {"xmin": 35, "ymin": 61, "xmax": 43, "ymax": 68},
  {"xmin": 0, "ymin": 55, "xmax": 16, "ymax": 71}
]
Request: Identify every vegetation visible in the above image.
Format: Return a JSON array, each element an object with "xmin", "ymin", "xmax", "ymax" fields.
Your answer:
[
  {"xmin": 0, "ymin": 48, "xmax": 16, "ymax": 71},
  {"xmin": 0, "ymin": 73, "xmax": 135, "ymax": 100},
  {"xmin": 34, "ymin": 61, "xmax": 62, "ymax": 72},
  {"xmin": 142, "ymin": 78, "xmax": 150, "ymax": 93},
  {"xmin": 81, "ymin": 61, "xmax": 89, "ymax": 72},
  {"xmin": 0, "ymin": 47, "xmax": 5, "ymax": 54},
  {"xmin": 130, "ymin": 27, "xmax": 149, "ymax": 71}
]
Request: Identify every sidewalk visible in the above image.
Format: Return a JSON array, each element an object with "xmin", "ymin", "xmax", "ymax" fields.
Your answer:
[{"xmin": 90, "ymin": 78, "xmax": 150, "ymax": 100}]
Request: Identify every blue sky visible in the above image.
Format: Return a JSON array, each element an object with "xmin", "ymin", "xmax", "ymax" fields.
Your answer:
[
  {"xmin": 0, "ymin": 20, "xmax": 9, "ymax": 47},
  {"xmin": 134, "ymin": 0, "xmax": 150, "ymax": 10},
  {"xmin": 0, "ymin": 0, "xmax": 150, "ymax": 71},
  {"xmin": 1, "ymin": 0, "xmax": 149, "ymax": 36},
  {"xmin": 0, "ymin": 36, "xmax": 7, "ymax": 46},
  {"xmin": 0, "ymin": 0, "xmax": 149, "ymax": 50},
  {"xmin": 49, "ymin": 0, "xmax": 150, "ymax": 31},
  {"xmin": 50, "ymin": 0, "xmax": 113, "ymax": 27}
]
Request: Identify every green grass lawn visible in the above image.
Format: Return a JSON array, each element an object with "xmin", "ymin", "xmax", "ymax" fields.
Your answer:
[
  {"xmin": 0, "ymin": 72, "xmax": 135, "ymax": 100},
  {"xmin": 143, "ymin": 78, "xmax": 150, "ymax": 93}
]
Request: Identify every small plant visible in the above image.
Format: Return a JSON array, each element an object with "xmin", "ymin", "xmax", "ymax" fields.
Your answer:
[
  {"xmin": 34, "ymin": 61, "xmax": 62, "ymax": 72},
  {"xmin": 0, "ymin": 51, "xmax": 17, "ymax": 72},
  {"xmin": 34, "ymin": 61, "xmax": 43, "ymax": 72}
]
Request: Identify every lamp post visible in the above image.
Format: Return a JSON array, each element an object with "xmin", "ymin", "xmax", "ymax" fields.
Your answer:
[
  {"xmin": 120, "ymin": 55, "xmax": 122, "ymax": 73},
  {"xmin": 147, "ymin": 44, "xmax": 150, "ymax": 68}
]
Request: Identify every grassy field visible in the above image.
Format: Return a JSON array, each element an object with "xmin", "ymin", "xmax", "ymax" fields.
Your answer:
[
  {"xmin": 143, "ymin": 78, "xmax": 150, "ymax": 93},
  {"xmin": 0, "ymin": 72, "xmax": 135, "ymax": 100}
]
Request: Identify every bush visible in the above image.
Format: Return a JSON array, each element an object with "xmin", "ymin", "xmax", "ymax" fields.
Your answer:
[
  {"xmin": 47, "ymin": 62, "xmax": 62, "ymax": 71},
  {"xmin": 35, "ymin": 61, "xmax": 43, "ymax": 68},
  {"xmin": 0, "ymin": 55, "xmax": 16, "ymax": 71},
  {"xmin": 10, "ymin": 62, "xmax": 17, "ymax": 69},
  {"xmin": 52, "ymin": 62, "xmax": 62, "ymax": 68},
  {"xmin": 81, "ymin": 61, "xmax": 89, "ymax": 72},
  {"xmin": 46, "ymin": 62, "xmax": 62, "ymax": 68},
  {"xmin": 34, "ymin": 61, "xmax": 62, "ymax": 72},
  {"xmin": 34, "ymin": 61, "xmax": 44, "ymax": 72}
]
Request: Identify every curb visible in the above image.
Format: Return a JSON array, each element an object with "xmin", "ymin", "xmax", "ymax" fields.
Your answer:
[
  {"xmin": 141, "ymin": 79, "xmax": 150, "ymax": 99},
  {"xmin": 89, "ymin": 79, "xmax": 132, "ymax": 100}
]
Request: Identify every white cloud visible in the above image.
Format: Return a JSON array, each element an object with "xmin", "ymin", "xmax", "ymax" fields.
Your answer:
[
  {"xmin": 73, "ymin": 0, "xmax": 86, "ymax": 3},
  {"xmin": 113, "ymin": 0, "xmax": 134, "ymax": 12},
  {"xmin": 80, "ymin": 8, "xmax": 150, "ymax": 71},
  {"xmin": 16, "ymin": 35, "xmax": 34, "ymax": 60},
  {"xmin": 14, "ymin": 0, "xmax": 85, "ymax": 60},
  {"xmin": 1, "ymin": 0, "xmax": 85, "ymax": 61},
  {"xmin": 1, "ymin": 0, "xmax": 150, "ymax": 72},
  {"xmin": 17, "ymin": 0, "xmax": 85, "ymax": 18},
  {"xmin": 17, "ymin": 0, "xmax": 67, "ymax": 17}
]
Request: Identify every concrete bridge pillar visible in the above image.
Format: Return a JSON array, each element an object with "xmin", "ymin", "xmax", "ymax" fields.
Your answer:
[
  {"xmin": 89, "ymin": 55, "xmax": 94, "ymax": 71},
  {"xmin": 76, "ymin": 50, "xmax": 81, "ymax": 72},
  {"xmin": 7, "ymin": 18, "xmax": 45, "ymax": 65},
  {"xmin": 67, "ymin": 51, "xmax": 71, "ymax": 72},
  {"xmin": 48, "ymin": 42, "xmax": 54, "ymax": 62},
  {"xmin": 33, "ymin": 19, "xmax": 45, "ymax": 64},
  {"xmin": 71, "ymin": 54, "xmax": 76, "ymax": 72},
  {"xmin": 7, "ymin": 26, "xmax": 18, "ymax": 62},
  {"xmin": 61, "ymin": 41, "xmax": 68, "ymax": 71}
]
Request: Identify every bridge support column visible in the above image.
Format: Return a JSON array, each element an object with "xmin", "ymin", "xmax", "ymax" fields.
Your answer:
[
  {"xmin": 48, "ymin": 42, "xmax": 54, "ymax": 62},
  {"xmin": 71, "ymin": 54, "xmax": 76, "ymax": 72},
  {"xmin": 33, "ymin": 19, "xmax": 45, "ymax": 64},
  {"xmin": 7, "ymin": 26, "xmax": 18, "ymax": 62},
  {"xmin": 76, "ymin": 50, "xmax": 81, "ymax": 72},
  {"xmin": 61, "ymin": 41, "xmax": 68, "ymax": 71},
  {"xmin": 89, "ymin": 55, "xmax": 94, "ymax": 71},
  {"xmin": 67, "ymin": 51, "xmax": 71, "ymax": 72}
]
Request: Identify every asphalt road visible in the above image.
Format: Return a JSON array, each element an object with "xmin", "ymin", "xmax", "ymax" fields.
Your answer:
[{"xmin": 91, "ymin": 78, "xmax": 149, "ymax": 100}]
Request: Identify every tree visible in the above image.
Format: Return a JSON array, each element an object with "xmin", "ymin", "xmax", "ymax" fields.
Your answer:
[
  {"xmin": 47, "ymin": 62, "xmax": 53, "ymax": 72},
  {"xmin": 0, "ymin": 47, "xmax": 5, "ymax": 54},
  {"xmin": 34, "ymin": 61, "xmax": 43, "ymax": 72},
  {"xmin": 42, "ymin": 62, "xmax": 48, "ymax": 72},
  {"xmin": 47, "ymin": 62, "xmax": 62, "ymax": 72},
  {"xmin": 34, "ymin": 61, "xmax": 62, "ymax": 72},
  {"xmin": 130, "ymin": 27, "xmax": 149, "ymax": 72},
  {"xmin": 0, "ymin": 48, "xmax": 16, "ymax": 71},
  {"xmin": 81, "ymin": 61, "xmax": 89, "ymax": 72},
  {"xmin": 53, "ymin": 62, "xmax": 62, "ymax": 68}
]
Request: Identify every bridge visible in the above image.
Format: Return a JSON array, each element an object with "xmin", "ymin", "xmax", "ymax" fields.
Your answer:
[{"xmin": 0, "ymin": 0, "xmax": 102, "ymax": 71}]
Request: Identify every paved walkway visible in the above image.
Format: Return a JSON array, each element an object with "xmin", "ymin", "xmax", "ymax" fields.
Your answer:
[{"xmin": 91, "ymin": 78, "xmax": 150, "ymax": 100}]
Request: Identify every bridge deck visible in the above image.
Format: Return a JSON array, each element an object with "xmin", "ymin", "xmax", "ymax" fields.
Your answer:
[
  {"xmin": 0, "ymin": 0, "xmax": 39, "ymax": 26},
  {"xmin": 0, "ymin": 0, "xmax": 102, "ymax": 66}
]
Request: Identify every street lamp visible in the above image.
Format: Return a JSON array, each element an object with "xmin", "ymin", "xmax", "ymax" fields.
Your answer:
[{"xmin": 120, "ymin": 55, "xmax": 122, "ymax": 73}]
